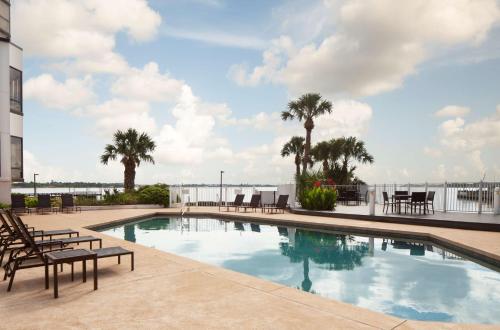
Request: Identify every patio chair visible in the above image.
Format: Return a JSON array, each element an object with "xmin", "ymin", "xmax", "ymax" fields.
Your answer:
[
  {"xmin": 262, "ymin": 195, "xmax": 288, "ymax": 214},
  {"xmin": 2, "ymin": 210, "xmax": 134, "ymax": 292},
  {"xmin": 238, "ymin": 194, "xmax": 261, "ymax": 213},
  {"xmin": 61, "ymin": 194, "xmax": 82, "ymax": 213},
  {"xmin": 382, "ymin": 192, "xmax": 395, "ymax": 214},
  {"xmin": 226, "ymin": 194, "xmax": 245, "ymax": 212},
  {"xmin": 407, "ymin": 192, "xmax": 427, "ymax": 214},
  {"xmin": 426, "ymin": 191, "xmax": 435, "ymax": 214},
  {"xmin": 10, "ymin": 194, "xmax": 30, "ymax": 214},
  {"xmin": 36, "ymin": 195, "xmax": 52, "ymax": 214}
]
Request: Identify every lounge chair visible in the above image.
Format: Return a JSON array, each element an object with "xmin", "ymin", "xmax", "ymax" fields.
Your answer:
[
  {"xmin": 2, "ymin": 210, "xmax": 133, "ymax": 292},
  {"xmin": 1, "ymin": 211, "xmax": 102, "ymax": 277},
  {"xmin": 36, "ymin": 194, "xmax": 52, "ymax": 214},
  {"xmin": 226, "ymin": 194, "xmax": 245, "ymax": 212},
  {"xmin": 60, "ymin": 194, "xmax": 82, "ymax": 213},
  {"xmin": 238, "ymin": 194, "xmax": 261, "ymax": 213},
  {"xmin": 262, "ymin": 195, "xmax": 289, "ymax": 214},
  {"xmin": 0, "ymin": 211, "xmax": 78, "ymax": 265},
  {"xmin": 10, "ymin": 194, "xmax": 30, "ymax": 214}
]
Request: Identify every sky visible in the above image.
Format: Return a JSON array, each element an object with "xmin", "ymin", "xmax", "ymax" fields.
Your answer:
[{"xmin": 11, "ymin": 0, "xmax": 500, "ymax": 185}]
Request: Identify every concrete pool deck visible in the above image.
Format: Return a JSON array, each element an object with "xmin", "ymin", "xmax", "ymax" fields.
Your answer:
[{"xmin": 1, "ymin": 207, "xmax": 499, "ymax": 329}]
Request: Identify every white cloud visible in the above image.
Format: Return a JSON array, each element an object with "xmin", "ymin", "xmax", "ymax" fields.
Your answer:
[
  {"xmin": 154, "ymin": 86, "xmax": 219, "ymax": 165},
  {"xmin": 435, "ymin": 105, "xmax": 471, "ymax": 117},
  {"xmin": 230, "ymin": 0, "xmax": 500, "ymax": 97},
  {"xmin": 12, "ymin": 0, "xmax": 161, "ymax": 74},
  {"xmin": 423, "ymin": 147, "xmax": 442, "ymax": 158},
  {"xmin": 86, "ymin": 99, "xmax": 157, "ymax": 136},
  {"xmin": 313, "ymin": 100, "xmax": 372, "ymax": 139},
  {"xmin": 111, "ymin": 62, "xmax": 184, "ymax": 102},
  {"xmin": 24, "ymin": 74, "xmax": 96, "ymax": 110},
  {"xmin": 439, "ymin": 106, "xmax": 500, "ymax": 151},
  {"xmin": 164, "ymin": 28, "xmax": 268, "ymax": 50}
]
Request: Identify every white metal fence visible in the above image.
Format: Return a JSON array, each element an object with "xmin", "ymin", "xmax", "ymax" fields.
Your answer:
[
  {"xmin": 170, "ymin": 182, "xmax": 499, "ymax": 214},
  {"xmin": 169, "ymin": 186, "xmax": 278, "ymax": 207},
  {"xmin": 370, "ymin": 182, "xmax": 499, "ymax": 214}
]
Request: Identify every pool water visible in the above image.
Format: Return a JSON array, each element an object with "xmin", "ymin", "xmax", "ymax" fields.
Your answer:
[{"xmin": 99, "ymin": 216, "xmax": 500, "ymax": 324}]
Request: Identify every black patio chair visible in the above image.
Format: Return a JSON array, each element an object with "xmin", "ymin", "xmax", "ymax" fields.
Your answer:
[
  {"xmin": 426, "ymin": 191, "xmax": 436, "ymax": 214},
  {"xmin": 382, "ymin": 192, "xmax": 395, "ymax": 214},
  {"xmin": 226, "ymin": 194, "xmax": 245, "ymax": 212},
  {"xmin": 36, "ymin": 195, "xmax": 52, "ymax": 214},
  {"xmin": 10, "ymin": 194, "xmax": 30, "ymax": 214},
  {"xmin": 238, "ymin": 194, "xmax": 261, "ymax": 213},
  {"xmin": 407, "ymin": 192, "xmax": 427, "ymax": 214},
  {"xmin": 262, "ymin": 195, "xmax": 288, "ymax": 214},
  {"xmin": 61, "ymin": 194, "xmax": 82, "ymax": 213}
]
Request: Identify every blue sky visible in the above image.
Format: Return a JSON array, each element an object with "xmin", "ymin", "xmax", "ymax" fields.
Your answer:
[{"xmin": 12, "ymin": 0, "xmax": 500, "ymax": 184}]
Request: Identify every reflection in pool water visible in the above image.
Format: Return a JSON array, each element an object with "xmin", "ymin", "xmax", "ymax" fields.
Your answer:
[{"xmin": 99, "ymin": 217, "xmax": 500, "ymax": 324}]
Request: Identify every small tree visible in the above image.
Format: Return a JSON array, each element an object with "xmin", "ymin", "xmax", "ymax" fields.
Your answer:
[
  {"xmin": 281, "ymin": 136, "xmax": 306, "ymax": 179},
  {"xmin": 101, "ymin": 129, "xmax": 156, "ymax": 192}
]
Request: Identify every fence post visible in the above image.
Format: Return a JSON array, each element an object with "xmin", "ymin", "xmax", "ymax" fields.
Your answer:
[
  {"xmin": 369, "ymin": 187, "xmax": 376, "ymax": 216},
  {"xmin": 408, "ymin": 183, "xmax": 410, "ymax": 193},
  {"xmin": 425, "ymin": 182, "xmax": 428, "ymax": 195},
  {"xmin": 443, "ymin": 181, "xmax": 447, "ymax": 213},
  {"xmin": 494, "ymin": 187, "xmax": 500, "ymax": 215},
  {"xmin": 478, "ymin": 181, "xmax": 483, "ymax": 214},
  {"xmin": 195, "ymin": 187, "xmax": 199, "ymax": 207}
]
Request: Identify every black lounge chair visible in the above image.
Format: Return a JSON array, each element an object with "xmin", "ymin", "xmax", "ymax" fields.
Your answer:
[
  {"xmin": 10, "ymin": 194, "xmax": 30, "ymax": 214},
  {"xmin": 61, "ymin": 194, "xmax": 82, "ymax": 213},
  {"xmin": 36, "ymin": 194, "xmax": 52, "ymax": 214},
  {"xmin": 262, "ymin": 195, "xmax": 288, "ymax": 214},
  {"xmin": 0, "ymin": 211, "xmax": 79, "ymax": 265},
  {"xmin": 226, "ymin": 194, "xmax": 245, "ymax": 212},
  {"xmin": 239, "ymin": 194, "xmax": 261, "ymax": 213},
  {"xmin": 2, "ymin": 210, "xmax": 133, "ymax": 292}
]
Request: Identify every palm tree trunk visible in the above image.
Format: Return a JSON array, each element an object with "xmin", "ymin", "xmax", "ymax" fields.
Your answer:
[
  {"xmin": 295, "ymin": 154, "xmax": 301, "ymax": 178},
  {"xmin": 124, "ymin": 164, "xmax": 136, "ymax": 192},
  {"xmin": 303, "ymin": 127, "xmax": 312, "ymax": 173},
  {"xmin": 323, "ymin": 159, "xmax": 329, "ymax": 177}
]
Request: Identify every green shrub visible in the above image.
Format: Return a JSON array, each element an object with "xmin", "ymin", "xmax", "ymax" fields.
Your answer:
[
  {"xmin": 0, "ymin": 203, "xmax": 9, "ymax": 209},
  {"xmin": 300, "ymin": 186, "xmax": 337, "ymax": 211},
  {"xmin": 25, "ymin": 196, "xmax": 38, "ymax": 208},
  {"xmin": 138, "ymin": 185, "xmax": 169, "ymax": 207}
]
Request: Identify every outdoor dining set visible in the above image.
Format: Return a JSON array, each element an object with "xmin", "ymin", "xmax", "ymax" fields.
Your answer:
[{"xmin": 382, "ymin": 191, "xmax": 436, "ymax": 215}]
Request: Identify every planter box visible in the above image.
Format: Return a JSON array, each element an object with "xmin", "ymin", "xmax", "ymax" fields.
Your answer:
[{"xmin": 78, "ymin": 204, "xmax": 164, "ymax": 211}]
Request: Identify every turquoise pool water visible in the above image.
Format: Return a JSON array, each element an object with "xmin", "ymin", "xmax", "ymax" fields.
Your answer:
[{"xmin": 99, "ymin": 216, "xmax": 500, "ymax": 324}]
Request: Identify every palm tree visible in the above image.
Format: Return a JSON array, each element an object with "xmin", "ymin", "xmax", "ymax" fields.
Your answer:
[
  {"xmin": 281, "ymin": 136, "xmax": 305, "ymax": 178},
  {"xmin": 311, "ymin": 139, "xmax": 344, "ymax": 177},
  {"xmin": 338, "ymin": 136, "xmax": 374, "ymax": 184},
  {"xmin": 101, "ymin": 128, "xmax": 156, "ymax": 192},
  {"xmin": 282, "ymin": 93, "xmax": 333, "ymax": 173}
]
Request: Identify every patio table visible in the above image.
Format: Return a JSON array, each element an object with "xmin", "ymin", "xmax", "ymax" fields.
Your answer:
[{"xmin": 392, "ymin": 195, "xmax": 411, "ymax": 214}]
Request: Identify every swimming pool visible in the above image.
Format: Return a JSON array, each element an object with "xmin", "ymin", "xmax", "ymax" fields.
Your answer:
[{"xmin": 98, "ymin": 216, "xmax": 500, "ymax": 324}]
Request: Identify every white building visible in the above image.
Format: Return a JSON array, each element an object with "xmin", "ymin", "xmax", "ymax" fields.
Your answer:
[{"xmin": 0, "ymin": 0, "xmax": 23, "ymax": 204}]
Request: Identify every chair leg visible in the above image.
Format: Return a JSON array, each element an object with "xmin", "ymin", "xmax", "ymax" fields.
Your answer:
[{"xmin": 7, "ymin": 261, "xmax": 19, "ymax": 291}]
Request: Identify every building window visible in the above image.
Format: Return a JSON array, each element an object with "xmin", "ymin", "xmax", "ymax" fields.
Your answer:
[
  {"xmin": 10, "ymin": 67, "xmax": 22, "ymax": 114},
  {"xmin": 0, "ymin": 0, "xmax": 9, "ymax": 40},
  {"xmin": 11, "ymin": 136, "xmax": 23, "ymax": 181}
]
